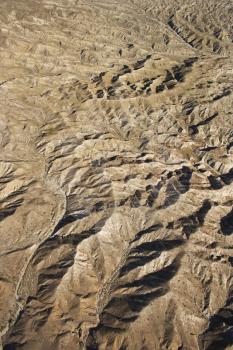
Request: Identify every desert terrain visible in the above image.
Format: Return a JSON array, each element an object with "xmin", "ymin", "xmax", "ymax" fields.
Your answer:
[{"xmin": 0, "ymin": 0, "xmax": 233, "ymax": 349}]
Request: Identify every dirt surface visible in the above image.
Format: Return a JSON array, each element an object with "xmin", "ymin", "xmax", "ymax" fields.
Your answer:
[{"xmin": 0, "ymin": 0, "xmax": 233, "ymax": 349}]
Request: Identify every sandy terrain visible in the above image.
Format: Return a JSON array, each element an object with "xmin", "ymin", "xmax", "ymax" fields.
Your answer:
[{"xmin": 0, "ymin": 0, "xmax": 232, "ymax": 349}]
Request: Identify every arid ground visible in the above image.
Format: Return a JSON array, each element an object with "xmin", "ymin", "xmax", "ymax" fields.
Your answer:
[{"xmin": 0, "ymin": 0, "xmax": 233, "ymax": 349}]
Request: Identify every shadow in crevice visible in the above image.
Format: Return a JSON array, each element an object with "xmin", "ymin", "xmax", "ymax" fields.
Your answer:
[
  {"xmin": 168, "ymin": 200, "xmax": 212, "ymax": 238},
  {"xmin": 220, "ymin": 208, "xmax": 233, "ymax": 235},
  {"xmin": 198, "ymin": 305, "xmax": 233, "ymax": 350},
  {"xmin": 86, "ymin": 259, "xmax": 182, "ymax": 349},
  {"xmin": 119, "ymin": 239, "xmax": 184, "ymax": 276}
]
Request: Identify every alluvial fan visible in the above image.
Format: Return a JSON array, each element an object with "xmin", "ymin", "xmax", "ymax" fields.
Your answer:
[{"xmin": 0, "ymin": 0, "xmax": 233, "ymax": 349}]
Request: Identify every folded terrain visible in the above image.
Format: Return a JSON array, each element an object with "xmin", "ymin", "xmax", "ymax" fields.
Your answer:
[{"xmin": 0, "ymin": 0, "xmax": 233, "ymax": 349}]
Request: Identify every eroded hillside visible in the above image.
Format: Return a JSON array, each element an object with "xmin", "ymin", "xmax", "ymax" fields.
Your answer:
[{"xmin": 0, "ymin": 1, "xmax": 233, "ymax": 349}]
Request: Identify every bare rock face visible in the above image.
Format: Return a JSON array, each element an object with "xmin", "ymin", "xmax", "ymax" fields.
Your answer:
[{"xmin": 0, "ymin": 1, "xmax": 232, "ymax": 349}]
